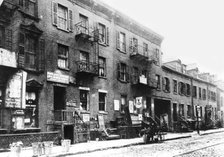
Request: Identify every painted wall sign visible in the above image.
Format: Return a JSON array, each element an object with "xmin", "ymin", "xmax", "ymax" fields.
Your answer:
[
  {"xmin": 5, "ymin": 71, "xmax": 27, "ymax": 108},
  {"xmin": 0, "ymin": 48, "xmax": 17, "ymax": 68},
  {"xmin": 47, "ymin": 71, "xmax": 69, "ymax": 84}
]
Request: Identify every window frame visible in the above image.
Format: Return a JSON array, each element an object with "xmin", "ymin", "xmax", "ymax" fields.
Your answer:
[
  {"xmin": 98, "ymin": 23, "xmax": 106, "ymax": 44},
  {"xmin": 57, "ymin": 44, "xmax": 69, "ymax": 69},
  {"xmin": 80, "ymin": 89, "xmax": 89, "ymax": 111},
  {"xmin": 155, "ymin": 74, "xmax": 161, "ymax": 90},
  {"xmin": 173, "ymin": 79, "xmax": 177, "ymax": 94},
  {"xmin": 98, "ymin": 57, "xmax": 106, "ymax": 78},
  {"xmin": 99, "ymin": 92, "xmax": 106, "ymax": 111},
  {"xmin": 117, "ymin": 31, "xmax": 126, "ymax": 52},
  {"xmin": 52, "ymin": 2, "xmax": 73, "ymax": 32}
]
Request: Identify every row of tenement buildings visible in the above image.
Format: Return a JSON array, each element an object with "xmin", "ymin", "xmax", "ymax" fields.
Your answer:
[{"xmin": 0, "ymin": 0, "xmax": 224, "ymax": 144}]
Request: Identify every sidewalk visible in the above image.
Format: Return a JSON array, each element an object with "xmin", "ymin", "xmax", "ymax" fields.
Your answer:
[{"xmin": 2, "ymin": 128, "xmax": 224, "ymax": 157}]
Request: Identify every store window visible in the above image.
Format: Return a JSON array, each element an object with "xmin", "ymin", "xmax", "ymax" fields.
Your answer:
[
  {"xmin": 99, "ymin": 92, "xmax": 106, "ymax": 111},
  {"xmin": 80, "ymin": 90, "xmax": 89, "ymax": 111},
  {"xmin": 58, "ymin": 44, "xmax": 68, "ymax": 69},
  {"xmin": 98, "ymin": 57, "xmax": 106, "ymax": 77},
  {"xmin": 25, "ymin": 91, "xmax": 37, "ymax": 128}
]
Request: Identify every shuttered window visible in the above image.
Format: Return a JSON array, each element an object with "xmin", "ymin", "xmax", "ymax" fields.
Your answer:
[
  {"xmin": 18, "ymin": 33, "xmax": 45, "ymax": 71},
  {"xmin": 52, "ymin": 1, "xmax": 73, "ymax": 32}
]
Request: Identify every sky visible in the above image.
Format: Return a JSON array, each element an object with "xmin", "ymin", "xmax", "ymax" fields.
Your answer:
[{"xmin": 100, "ymin": 0, "xmax": 224, "ymax": 81}]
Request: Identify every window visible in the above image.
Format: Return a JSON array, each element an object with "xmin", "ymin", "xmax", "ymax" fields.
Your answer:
[
  {"xmin": 79, "ymin": 14, "xmax": 89, "ymax": 34},
  {"xmin": 117, "ymin": 63, "xmax": 129, "ymax": 82},
  {"xmin": 179, "ymin": 104, "xmax": 184, "ymax": 116},
  {"xmin": 120, "ymin": 95, "xmax": 127, "ymax": 113},
  {"xmin": 163, "ymin": 77, "xmax": 170, "ymax": 92},
  {"xmin": 80, "ymin": 51, "xmax": 89, "ymax": 62},
  {"xmin": 18, "ymin": 32, "xmax": 44, "ymax": 71},
  {"xmin": 99, "ymin": 92, "xmax": 106, "ymax": 111},
  {"xmin": 19, "ymin": 0, "xmax": 37, "ymax": 17},
  {"xmin": 154, "ymin": 49, "xmax": 160, "ymax": 65},
  {"xmin": 19, "ymin": 33, "xmax": 37, "ymax": 69},
  {"xmin": 80, "ymin": 90, "xmax": 89, "ymax": 111},
  {"xmin": 132, "ymin": 38, "xmax": 138, "ymax": 53},
  {"xmin": 143, "ymin": 42, "xmax": 148, "ymax": 55},
  {"xmin": 186, "ymin": 84, "xmax": 191, "ymax": 96},
  {"xmin": 58, "ymin": 4, "xmax": 68, "ymax": 30},
  {"xmin": 173, "ymin": 80, "xmax": 177, "ymax": 94},
  {"xmin": 178, "ymin": 82, "xmax": 186, "ymax": 95},
  {"xmin": 52, "ymin": 2, "xmax": 73, "ymax": 31},
  {"xmin": 193, "ymin": 86, "xmax": 197, "ymax": 98},
  {"xmin": 187, "ymin": 105, "xmax": 192, "ymax": 117},
  {"xmin": 98, "ymin": 57, "xmax": 106, "ymax": 77},
  {"xmin": 199, "ymin": 87, "xmax": 202, "ymax": 99},
  {"xmin": 98, "ymin": 23, "xmax": 106, "ymax": 44},
  {"xmin": 58, "ymin": 44, "xmax": 68, "ymax": 69},
  {"xmin": 117, "ymin": 32, "xmax": 126, "ymax": 52},
  {"xmin": 25, "ymin": 91, "xmax": 37, "ymax": 128},
  {"xmin": 202, "ymin": 89, "xmax": 206, "ymax": 100},
  {"xmin": 133, "ymin": 67, "xmax": 139, "ymax": 82},
  {"xmin": 155, "ymin": 75, "xmax": 161, "ymax": 90},
  {"xmin": 25, "ymin": 35, "xmax": 37, "ymax": 69}
]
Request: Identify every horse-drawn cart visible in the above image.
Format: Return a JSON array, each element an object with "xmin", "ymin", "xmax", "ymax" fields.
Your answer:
[{"xmin": 140, "ymin": 116, "xmax": 166, "ymax": 144}]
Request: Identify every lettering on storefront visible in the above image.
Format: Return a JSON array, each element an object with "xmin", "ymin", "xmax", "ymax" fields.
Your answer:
[{"xmin": 47, "ymin": 72, "xmax": 69, "ymax": 84}]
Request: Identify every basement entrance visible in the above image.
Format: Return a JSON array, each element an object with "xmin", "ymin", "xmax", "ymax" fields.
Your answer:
[
  {"xmin": 54, "ymin": 86, "xmax": 66, "ymax": 110},
  {"xmin": 154, "ymin": 99, "xmax": 171, "ymax": 131},
  {"xmin": 64, "ymin": 125, "xmax": 74, "ymax": 144}
]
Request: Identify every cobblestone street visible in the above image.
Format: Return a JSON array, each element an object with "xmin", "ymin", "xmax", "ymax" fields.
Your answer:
[{"xmin": 70, "ymin": 132, "xmax": 224, "ymax": 157}]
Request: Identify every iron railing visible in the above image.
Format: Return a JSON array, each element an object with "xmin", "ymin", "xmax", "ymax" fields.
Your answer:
[
  {"xmin": 53, "ymin": 110, "xmax": 75, "ymax": 123},
  {"xmin": 75, "ymin": 21, "xmax": 99, "ymax": 42},
  {"xmin": 76, "ymin": 60, "xmax": 98, "ymax": 75}
]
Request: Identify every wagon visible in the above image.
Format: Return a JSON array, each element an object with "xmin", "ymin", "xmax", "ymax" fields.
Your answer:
[{"xmin": 140, "ymin": 116, "xmax": 166, "ymax": 144}]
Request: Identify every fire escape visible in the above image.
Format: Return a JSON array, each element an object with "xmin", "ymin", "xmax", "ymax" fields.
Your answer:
[
  {"xmin": 74, "ymin": 21, "xmax": 99, "ymax": 82},
  {"xmin": 130, "ymin": 43, "xmax": 158, "ymax": 89}
]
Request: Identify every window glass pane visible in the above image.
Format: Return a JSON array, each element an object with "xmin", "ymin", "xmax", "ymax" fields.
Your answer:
[
  {"xmin": 58, "ymin": 5, "xmax": 67, "ymax": 30},
  {"xmin": 58, "ymin": 44, "xmax": 68, "ymax": 68}
]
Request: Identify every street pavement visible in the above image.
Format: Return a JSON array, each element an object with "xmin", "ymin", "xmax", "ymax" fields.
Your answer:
[{"xmin": 2, "ymin": 128, "xmax": 224, "ymax": 157}]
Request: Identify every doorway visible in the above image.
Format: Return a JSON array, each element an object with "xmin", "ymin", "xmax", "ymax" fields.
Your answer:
[
  {"xmin": 54, "ymin": 86, "xmax": 66, "ymax": 110},
  {"xmin": 173, "ymin": 103, "xmax": 177, "ymax": 121},
  {"xmin": 154, "ymin": 99, "xmax": 171, "ymax": 130},
  {"xmin": 64, "ymin": 125, "xmax": 74, "ymax": 144}
]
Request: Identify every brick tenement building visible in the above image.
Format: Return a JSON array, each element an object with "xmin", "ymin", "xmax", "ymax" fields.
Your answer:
[
  {"xmin": 0, "ymin": 0, "xmax": 163, "ymax": 143},
  {"xmin": 0, "ymin": 0, "xmax": 223, "ymax": 145}
]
